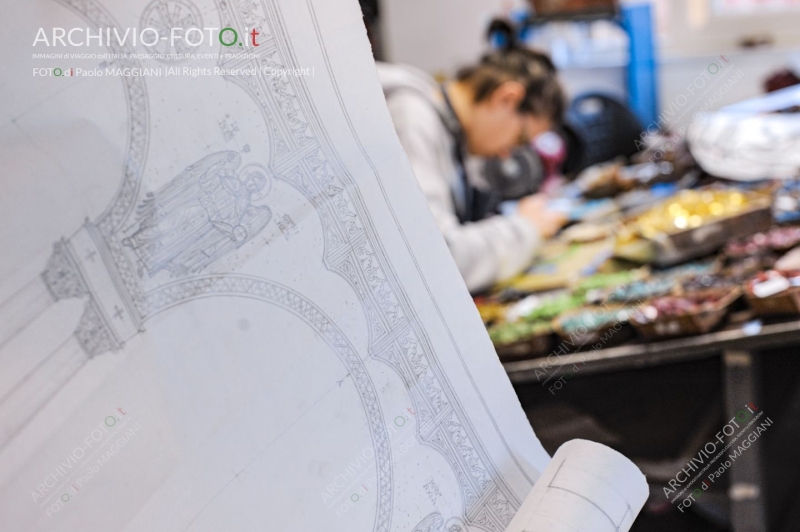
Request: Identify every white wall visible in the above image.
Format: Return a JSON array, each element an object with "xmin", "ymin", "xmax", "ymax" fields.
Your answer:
[
  {"xmin": 380, "ymin": 0, "xmax": 800, "ymax": 130},
  {"xmin": 655, "ymin": 0, "xmax": 800, "ymax": 57},
  {"xmin": 380, "ymin": 0, "xmax": 527, "ymax": 77},
  {"xmin": 657, "ymin": 48, "xmax": 800, "ymax": 131}
]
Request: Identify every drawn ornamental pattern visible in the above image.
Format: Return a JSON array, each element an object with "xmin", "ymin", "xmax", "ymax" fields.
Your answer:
[{"xmin": 217, "ymin": 1, "xmax": 521, "ymax": 529}]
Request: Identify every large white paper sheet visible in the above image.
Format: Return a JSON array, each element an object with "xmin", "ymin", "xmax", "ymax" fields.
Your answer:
[{"xmin": 0, "ymin": 0, "xmax": 552, "ymax": 530}]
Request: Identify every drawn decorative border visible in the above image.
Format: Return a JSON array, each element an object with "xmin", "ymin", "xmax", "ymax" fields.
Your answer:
[{"xmin": 217, "ymin": 1, "xmax": 521, "ymax": 529}]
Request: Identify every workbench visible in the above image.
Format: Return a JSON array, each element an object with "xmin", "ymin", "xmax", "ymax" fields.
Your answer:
[{"xmin": 504, "ymin": 318, "xmax": 800, "ymax": 531}]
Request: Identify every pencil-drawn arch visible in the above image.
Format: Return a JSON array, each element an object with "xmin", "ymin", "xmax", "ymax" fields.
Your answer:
[{"xmin": 144, "ymin": 274, "xmax": 393, "ymax": 532}]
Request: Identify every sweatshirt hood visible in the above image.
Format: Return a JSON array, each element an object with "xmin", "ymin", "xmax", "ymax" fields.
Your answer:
[
  {"xmin": 376, "ymin": 61, "xmax": 439, "ymax": 98},
  {"xmin": 376, "ymin": 62, "xmax": 459, "ymax": 135}
]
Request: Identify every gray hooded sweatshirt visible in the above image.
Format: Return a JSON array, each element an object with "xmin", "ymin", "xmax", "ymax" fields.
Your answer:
[{"xmin": 377, "ymin": 62, "xmax": 542, "ymax": 293}]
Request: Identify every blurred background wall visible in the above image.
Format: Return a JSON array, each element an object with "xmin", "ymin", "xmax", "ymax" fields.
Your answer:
[{"xmin": 378, "ymin": 0, "xmax": 800, "ymax": 132}]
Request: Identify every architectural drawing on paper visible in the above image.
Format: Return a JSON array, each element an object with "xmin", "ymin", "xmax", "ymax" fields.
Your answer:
[
  {"xmin": 217, "ymin": 0, "xmax": 529, "ymax": 528},
  {"xmin": 0, "ymin": 0, "xmax": 542, "ymax": 530}
]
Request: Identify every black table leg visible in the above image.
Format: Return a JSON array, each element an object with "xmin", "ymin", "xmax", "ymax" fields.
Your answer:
[{"xmin": 723, "ymin": 350, "xmax": 768, "ymax": 532}]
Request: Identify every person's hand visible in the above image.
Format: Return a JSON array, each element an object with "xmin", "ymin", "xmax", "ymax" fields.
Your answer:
[{"xmin": 517, "ymin": 194, "xmax": 568, "ymax": 238}]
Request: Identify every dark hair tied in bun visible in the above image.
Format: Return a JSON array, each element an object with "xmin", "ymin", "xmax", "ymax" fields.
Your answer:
[
  {"xmin": 457, "ymin": 19, "xmax": 564, "ymax": 122},
  {"xmin": 487, "ymin": 18, "xmax": 519, "ymax": 51}
]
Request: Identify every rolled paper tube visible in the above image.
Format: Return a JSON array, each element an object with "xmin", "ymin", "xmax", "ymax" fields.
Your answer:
[{"xmin": 504, "ymin": 439, "xmax": 648, "ymax": 532}]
